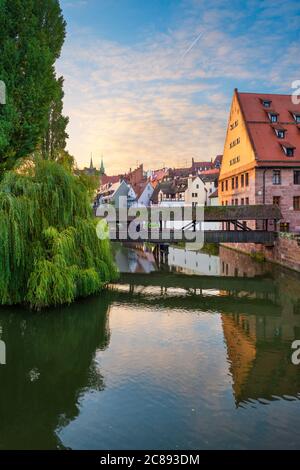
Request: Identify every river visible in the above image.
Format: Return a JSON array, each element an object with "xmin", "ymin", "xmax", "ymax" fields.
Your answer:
[{"xmin": 0, "ymin": 244, "xmax": 300, "ymax": 450}]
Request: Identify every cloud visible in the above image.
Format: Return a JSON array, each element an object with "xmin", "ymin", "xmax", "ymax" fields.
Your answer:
[{"xmin": 57, "ymin": 0, "xmax": 300, "ymax": 172}]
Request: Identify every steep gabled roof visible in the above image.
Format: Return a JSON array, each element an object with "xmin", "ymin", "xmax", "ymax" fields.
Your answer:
[
  {"xmin": 237, "ymin": 91, "xmax": 300, "ymax": 166},
  {"xmin": 100, "ymin": 174, "xmax": 120, "ymax": 186}
]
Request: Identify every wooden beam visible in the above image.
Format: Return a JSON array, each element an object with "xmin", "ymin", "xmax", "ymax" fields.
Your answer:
[{"xmin": 109, "ymin": 230, "xmax": 275, "ymax": 244}]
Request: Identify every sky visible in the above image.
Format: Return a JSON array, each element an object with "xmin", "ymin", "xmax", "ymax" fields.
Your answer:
[{"xmin": 57, "ymin": 0, "xmax": 300, "ymax": 173}]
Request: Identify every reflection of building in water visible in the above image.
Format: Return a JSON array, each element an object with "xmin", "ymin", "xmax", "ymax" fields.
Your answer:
[
  {"xmin": 222, "ymin": 312, "xmax": 300, "ymax": 406},
  {"xmin": 219, "ymin": 246, "xmax": 300, "ymax": 404},
  {"xmin": 168, "ymin": 247, "xmax": 220, "ymax": 276},
  {"xmin": 219, "ymin": 246, "xmax": 270, "ymax": 278},
  {"xmin": 115, "ymin": 245, "xmax": 157, "ymax": 273}
]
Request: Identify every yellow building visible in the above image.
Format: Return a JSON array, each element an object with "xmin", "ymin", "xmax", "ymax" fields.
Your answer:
[{"xmin": 219, "ymin": 89, "xmax": 300, "ymax": 232}]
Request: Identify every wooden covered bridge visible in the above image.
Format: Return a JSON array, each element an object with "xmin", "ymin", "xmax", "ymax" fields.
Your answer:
[{"xmin": 97, "ymin": 205, "xmax": 282, "ymax": 244}]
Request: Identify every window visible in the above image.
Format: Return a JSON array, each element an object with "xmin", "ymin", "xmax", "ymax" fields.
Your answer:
[
  {"xmin": 245, "ymin": 173, "xmax": 249, "ymax": 186},
  {"xmin": 235, "ymin": 176, "xmax": 239, "ymax": 189},
  {"xmin": 269, "ymin": 113, "xmax": 278, "ymax": 123},
  {"xmin": 282, "ymin": 145, "xmax": 295, "ymax": 157},
  {"xmin": 241, "ymin": 174, "xmax": 245, "ymax": 187},
  {"xmin": 235, "ymin": 199, "xmax": 238, "ymax": 205},
  {"xmin": 225, "ymin": 180, "xmax": 228, "ymax": 191},
  {"xmin": 262, "ymin": 100, "xmax": 271, "ymax": 108},
  {"xmin": 280, "ymin": 222, "xmax": 290, "ymax": 233},
  {"xmin": 196, "ymin": 184, "xmax": 199, "ymax": 189},
  {"xmin": 230, "ymin": 120, "xmax": 239, "ymax": 130},
  {"xmin": 221, "ymin": 181, "xmax": 224, "ymax": 192},
  {"xmin": 294, "ymin": 196, "xmax": 300, "ymax": 211},
  {"xmin": 231, "ymin": 199, "xmax": 234, "ymax": 205},
  {"xmin": 273, "ymin": 196, "xmax": 281, "ymax": 206},
  {"xmin": 230, "ymin": 156, "xmax": 240, "ymax": 166},
  {"xmin": 245, "ymin": 197, "xmax": 249, "ymax": 205},
  {"xmin": 292, "ymin": 113, "xmax": 300, "ymax": 123},
  {"xmin": 231, "ymin": 178, "xmax": 235, "ymax": 190},
  {"xmin": 273, "ymin": 170, "xmax": 281, "ymax": 185},
  {"xmin": 275, "ymin": 129, "xmax": 285, "ymax": 139},
  {"xmin": 225, "ymin": 200, "xmax": 228, "ymax": 206},
  {"xmin": 294, "ymin": 171, "xmax": 300, "ymax": 185},
  {"xmin": 241, "ymin": 198, "xmax": 244, "ymax": 205}
]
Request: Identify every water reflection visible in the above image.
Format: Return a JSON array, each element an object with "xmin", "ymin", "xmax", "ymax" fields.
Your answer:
[
  {"xmin": 0, "ymin": 296, "xmax": 111, "ymax": 450},
  {"xmin": 0, "ymin": 245, "xmax": 300, "ymax": 449}
]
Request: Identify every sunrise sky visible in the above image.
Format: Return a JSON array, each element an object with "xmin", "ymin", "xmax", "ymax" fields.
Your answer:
[{"xmin": 58, "ymin": 0, "xmax": 300, "ymax": 173}]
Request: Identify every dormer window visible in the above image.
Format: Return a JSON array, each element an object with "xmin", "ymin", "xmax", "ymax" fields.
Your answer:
[
  {"xmin": 268, "ymin": 112, "xmax": 278, "ymax": 123},
  {"xmin": 262, "ymin": 100, "xmax": 272, "ymax": 108},
  {"xmin": 276, "ymin": 129, "xmax": 285, "ymax": 139},
  {"xmin": 292, "ymin": 112, "xmax": 300, "ymax": 123},
  {"xmin": 281, "ymin": 142, "xmax": 295, "ymax": 157},
  {"xmin": 273, "ymin": 126, "xmax": 286, "ymax": 139}
]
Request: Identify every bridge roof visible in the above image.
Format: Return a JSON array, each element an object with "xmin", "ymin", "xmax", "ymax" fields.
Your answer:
[{"xmin": 111, "ymin": 205, "xmax": 282, "ymax": 222}]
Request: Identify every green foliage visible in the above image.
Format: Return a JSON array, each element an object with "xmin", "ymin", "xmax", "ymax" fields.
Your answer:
[
  {"xmin": 77, "ymin": 172, "xmax": 99, "ymax": 200},
  {"xmin": 250, "ymin": 251, "xmax": 266, "ymax": 263},
  {"xmin": 42, "ymin": 76, "xmax": 69, "ymax": 160},
  {"xmin": 0, "ymin": 159, "xmax": 118, "ymax": 309},
  {"xmin": 0, "ymin": 0, "xmax": 66, "ymax": 174}
]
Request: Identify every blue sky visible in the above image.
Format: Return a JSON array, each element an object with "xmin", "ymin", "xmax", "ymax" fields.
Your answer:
[{"xmin": 58, "ymin": 0, "xmax": 300, "ymax": 172}]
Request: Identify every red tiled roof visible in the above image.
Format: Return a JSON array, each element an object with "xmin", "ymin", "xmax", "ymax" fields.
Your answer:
[
  {"xmin": 199, "ymin": 168, "xmax": 220, "ymax": 176},
  {"xmin": 280, "ymin": 141, "xmax": 296, "ymax": 149},
  {"xmin": 133, "ymin": 180, "xmax": 152, "ymax": 199},
  {"xmin": 209, "ymin": 189, "xmax": 218, "ymax": 198},
  {"xmin": 237, "ymin": 91, "xmax": 300, "ymax": 166},
  {"xmin": 150, "ymin": 169, "xmax": 167, "ymax": 182},
  {"xmin": 100, "ymin": 175, "xmax": 120, "ymax": 186},
  {"xmin": 214, "ymin": 154, "xmax": 223, "ymax": 165},
  {"xmin": 192, "ymin": 161, "xmax": 213, "ymax": 169},
  {"xmin": 272, "ymin": 124, "xmax": 287, "ymax": 131}
]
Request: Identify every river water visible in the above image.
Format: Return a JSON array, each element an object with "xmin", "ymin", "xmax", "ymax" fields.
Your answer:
[{"xmin": 1, "ymin": 244, "xmax": 300, "ymax": 450}]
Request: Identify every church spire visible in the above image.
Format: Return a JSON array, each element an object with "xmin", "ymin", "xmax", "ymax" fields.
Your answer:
[
  {"xmin": 90, "ymin": 153, "xmax": 94, "ymax": 170},
  {"xmin": 100, "ymin": 154, "xmax": 105, "ymax": 176}
]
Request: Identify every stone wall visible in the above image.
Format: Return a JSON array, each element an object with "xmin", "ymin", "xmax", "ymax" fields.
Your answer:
[
  {"xmin": 223, "ymin": 234, "xmax": 300, "ymax": 272},
  {"xmin": 255, "ymin": 168, "xmax": 300, "ymax": 232}
]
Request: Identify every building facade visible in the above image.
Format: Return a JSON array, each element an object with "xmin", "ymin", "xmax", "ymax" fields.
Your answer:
[{"xmin": 219, "ymin": 90, "xmax": 300, "ymax": 232}]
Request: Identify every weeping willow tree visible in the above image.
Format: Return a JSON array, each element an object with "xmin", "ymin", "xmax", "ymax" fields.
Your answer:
[{"xmin": 0, "ymin": 158, "xmax": 118, "ymax": 309}]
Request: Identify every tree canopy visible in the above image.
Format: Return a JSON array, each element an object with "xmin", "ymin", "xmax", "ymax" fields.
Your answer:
[
  {"xmin": 0, "ymin": 0, "xmax": 66, "ymax": 174},
  {"xmin": 0, "ymin": 1, "xmax": 117, "ymax": 309},
  {"xmin": 0, "ymin": 159, "xmax": 117, "ymax": 309}
]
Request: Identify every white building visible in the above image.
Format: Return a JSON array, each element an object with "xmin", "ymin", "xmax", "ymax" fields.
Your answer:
[
  {"xmin": 132, "ymin": 181, "xmax": 154, "ymax": 207},
  {"xmin": 96, "ymin": 180, "xmax": 137, "ymax": 210},
  {"xmin": 168, "ymin": 246, "xmax": 221, "ymax": 276},
  {"xmin": 185, "ymin": 174, "xmax": 219, "ymax": 207}
]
